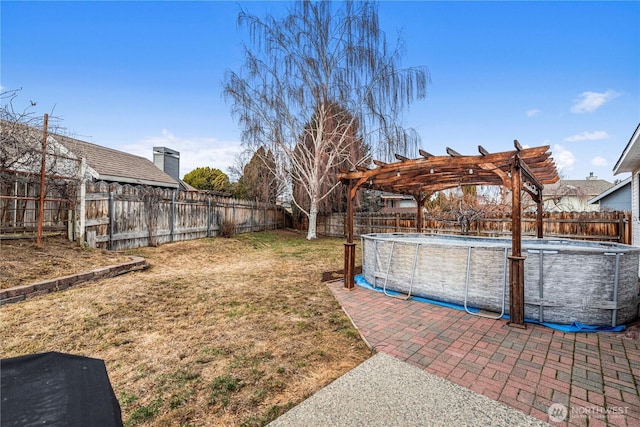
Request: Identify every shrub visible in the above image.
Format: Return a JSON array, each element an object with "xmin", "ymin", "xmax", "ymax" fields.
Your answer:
[{"xmin": 220, "ymin": 220, "xmax": 235, "ymax": 238}]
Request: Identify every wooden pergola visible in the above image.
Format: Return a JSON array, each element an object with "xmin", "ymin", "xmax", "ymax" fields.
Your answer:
[{"xmin": 337, "ymin": 141, "xmax": 559, "ymax": 328}]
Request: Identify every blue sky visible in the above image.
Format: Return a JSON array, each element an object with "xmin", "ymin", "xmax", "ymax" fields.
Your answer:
[{"xmin": 2, "ymin": 1, "xmax": 639, "ymax": 183}]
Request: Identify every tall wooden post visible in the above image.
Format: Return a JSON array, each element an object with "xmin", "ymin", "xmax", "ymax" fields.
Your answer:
[
  {"xmin": 37, "ymin": 114, "xmax": 48, "ymax": 248},
  {"xmin": 508, "ymin": 158, "xmax": 527, "ymax": 328},
  {"xmin": 344, "ymin": 180, "xmax": 356, "ymax": 289},
  {"xmin": 415, "ymin": 194, "xmax": 425, "ymax": 232},
  {"xmin": 108, "ymin": 191, "xmax": 114, "ymax": 250},
  {"xmin": 76, "ymin": 158, "xmax": 87, "ymax": 244},
  {"xmin": 536, "ymin": 194, "xmax": 544, "ymax": 239}
]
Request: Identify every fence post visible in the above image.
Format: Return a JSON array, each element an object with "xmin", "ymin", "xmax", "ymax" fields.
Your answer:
[
  {"xmin": 250, "ymin": 203, "xmax": 254, "ymax": 232},
  {"xmin": 67, "ymin": 208, "xmax": 73, "ymax": 241},
  {"xmin": 170, "ymin": 191, "xmax": 175, "ymax": 243},
  {"xmin": 108, "ymin": 191, "xmax": 114, "ymax": 250},
  {"xmin": 76, "ymin": 159, "xmax": 87, "ymax": 244},
  {"xmin": 214, "ymin": 200, "xmax": 219, "ymax": 236},
  {"xmin": 223, "ymin": 201, "xmax": 228, "ymax": 230},
  {"xmin": 37, "ymin": 113, "xmax": 48, "ymax": 247},
  {"xmin": 618, "ymin": 212, "xmax": 623, "ymax": 243},
  {"xmin": 207, "ymin": 197, "xmax": 211, "ymax": 237}
]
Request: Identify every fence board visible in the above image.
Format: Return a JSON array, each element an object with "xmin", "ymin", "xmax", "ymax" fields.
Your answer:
[
  {"xmin": 83, "ymin": 182, "xmax": 285, "ymax": 250},
  {"xmin": 296, "ymin": 211, "xmax": 632, "ymax": 244}
]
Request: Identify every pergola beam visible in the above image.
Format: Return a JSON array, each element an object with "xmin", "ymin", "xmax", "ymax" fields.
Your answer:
[
  {"xmin": 518, "ymin": 155, "xmax": 544, "ymax": 191},
  {"xmin": 419, "ymin": 149, "xmax": 433, "ymax": 158},
  {"xmin": 338, "ymin": 146, "xmax": 553, "ymax": 182},
  {"xmin": 446, "ymin": 147, "xmax": 462, "ymax": 157}
]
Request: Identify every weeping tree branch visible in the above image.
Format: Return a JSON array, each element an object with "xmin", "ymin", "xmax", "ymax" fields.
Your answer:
[{"xmin": 224, "ymin": 0, "xmax": 429, "ymax": 239}]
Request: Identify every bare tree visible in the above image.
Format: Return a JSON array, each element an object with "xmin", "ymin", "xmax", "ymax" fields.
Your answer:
[
  {"xmin": 224, "ymin": 0, "xmax": 428, "ymax": 239},
  {"xmin": 1, "ymin": 89, "xmax": 78, "ymax": 238},
  {"xmin": 240, "ymin": 147, "xmax": 278, "ymax": 203},
  {"xmin": 540, "ymin": 182, "xmax": 590, "ymax": 212},
  {"xmin": 227, "ymin": 149, "xmax": 251, "ymax": 184},
  {"xmin": 425, "ymin": 186, "xmax": 510, "ymax": 235},
  {"xmin": 293, "ymin": 102, "xmax": 368, "ymax": 213},
  {"xmin": 1, "ymin": 89, "xmax": 50, "ymax": 185},
  {"xmin": 1, "ymin": 89, "xmax": 73, "ymax": 182}
]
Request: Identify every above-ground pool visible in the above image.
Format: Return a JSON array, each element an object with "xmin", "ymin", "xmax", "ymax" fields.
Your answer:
[{"xmin": 361, "ymin": 233, "xmax": 640, "ymax": 327}]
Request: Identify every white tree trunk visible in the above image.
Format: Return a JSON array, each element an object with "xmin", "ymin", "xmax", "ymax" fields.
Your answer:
[{"xmin": 306, "ymin": 198, "xmax": 318, "ymax": 240}]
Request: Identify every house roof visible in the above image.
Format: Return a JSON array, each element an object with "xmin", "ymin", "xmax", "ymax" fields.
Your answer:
[
  {"xmin": 2, "ymin": 119, "xmax": 179, "ymax": 188},
  {"xmin": 379, "ymin": 192, "xmax": 414, "ymax": 200},
  {"xmin": 613, "ymin": 123, "xmax": 640, "ymax": 175},
  {"xmin": 542, "ymin": 179, "xmax": 613, "ymax": 198},
  {"xmin": 54, "ymin": 134, "xmax": 179, "ymax": 188},
  {"xmin": 588, "ymin": 176, "xmax": 631, "ymax": 205}
]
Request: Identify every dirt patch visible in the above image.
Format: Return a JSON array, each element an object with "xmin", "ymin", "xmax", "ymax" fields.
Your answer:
[
  {"xmin": 0, "ymin": 230, "xmax": 371, "ymax": 426},
  {"xmin": 0, "ymin": 236, "xmax": 130, "ymax": 290}
]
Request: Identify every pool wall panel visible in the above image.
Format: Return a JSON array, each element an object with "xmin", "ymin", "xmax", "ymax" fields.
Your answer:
[{"xmin": 362, "ymin": 233, "xmax": 640, "ymax": 327}]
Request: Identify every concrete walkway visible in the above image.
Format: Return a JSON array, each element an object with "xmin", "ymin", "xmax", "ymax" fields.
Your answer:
[
  {"xmin": 269, "ymin": 352, "xmax": 550, "ymax": 427},
  {"xmin": 321, "ymin": 281, "xmax": 640, "ymax": 427}
]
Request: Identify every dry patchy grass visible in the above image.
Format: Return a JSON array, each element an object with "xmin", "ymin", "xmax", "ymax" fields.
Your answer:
[
  {"xmin": 0, "ymin": 236, "xmax": 130, "ymax": 289},
  {"xmin": 0, "ymin": 230, "xmax": 371, "ymax": 426}
]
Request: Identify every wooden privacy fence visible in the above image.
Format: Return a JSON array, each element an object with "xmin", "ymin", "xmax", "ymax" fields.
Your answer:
[
  {"xmin": 82, "ymin": 182, "xmax": 286, "ymax": 250},
  {"xmin": 0, "ymin": 174, "xmax": 78, "ymax": 238},
  {"xmin": 298, "ymin": 211, "xmax": 632, "ymax": 244}
]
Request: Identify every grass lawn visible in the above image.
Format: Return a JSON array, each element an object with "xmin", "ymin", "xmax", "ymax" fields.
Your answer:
[{"xmin": 0, "ymin": 230, "xmax": 371, "ymax": 426}]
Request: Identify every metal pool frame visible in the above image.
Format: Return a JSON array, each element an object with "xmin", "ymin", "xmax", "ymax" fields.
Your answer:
[{"xmin": 361, "ymin": 233, "xmax": 640, "ymax": 327}]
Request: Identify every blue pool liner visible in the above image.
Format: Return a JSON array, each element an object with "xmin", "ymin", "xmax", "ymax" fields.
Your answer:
[{"xmin": 353, "ymin": 274, "xmax": 626, "ymax": 333}]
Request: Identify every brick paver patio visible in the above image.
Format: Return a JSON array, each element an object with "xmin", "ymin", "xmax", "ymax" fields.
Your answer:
[{"xmin": 328, "ymin": 281, "xmax": 640, "ymax": 426}]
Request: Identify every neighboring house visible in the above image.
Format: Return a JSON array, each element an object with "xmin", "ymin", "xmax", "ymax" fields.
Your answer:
[
  {"xmin": 612, "ymin": 123, "xmax": 640, "ymax": 245},
  {"xmin": 1, "ymin": 120, "xmax": 80, "ymax": 180},
  {"xmin": 59, "ymin": 137, "xmax": 179, "ymax": 189},
  {"xmin": 588, "ymin": 176, "xmax": 631, "ymax": 212},
  {"xmin": 542, "ymin": 173, "xmax": 613, "ymax": 212},
  {"xmin": 377, "ymin": 192, "xmax": 417, "ymax": 214},
  {"xmin": 1, "ymin": 120, "xmax": 184, "ymax": 189}
]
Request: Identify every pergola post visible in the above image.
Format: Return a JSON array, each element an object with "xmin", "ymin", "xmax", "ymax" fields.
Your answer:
[
  {"xmin": 415, "ymin": 193, "xmax": 426, "ymax": 232},
  {"xmin": 536, "ymin": 195, "xmax": 544, "ymax": 239},
  {"xmin": 508, "ymin": 157, "xmax": 527, "ymax": 328},
  {"xmin": 344, "ymin": 180, "xmax": 356, "ymax": 289}
]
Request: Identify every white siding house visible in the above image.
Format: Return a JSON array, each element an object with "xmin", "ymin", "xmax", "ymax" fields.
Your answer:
[{"xmin": 612, "ymin": 123, "xmax": 640, "ymax": 245}]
